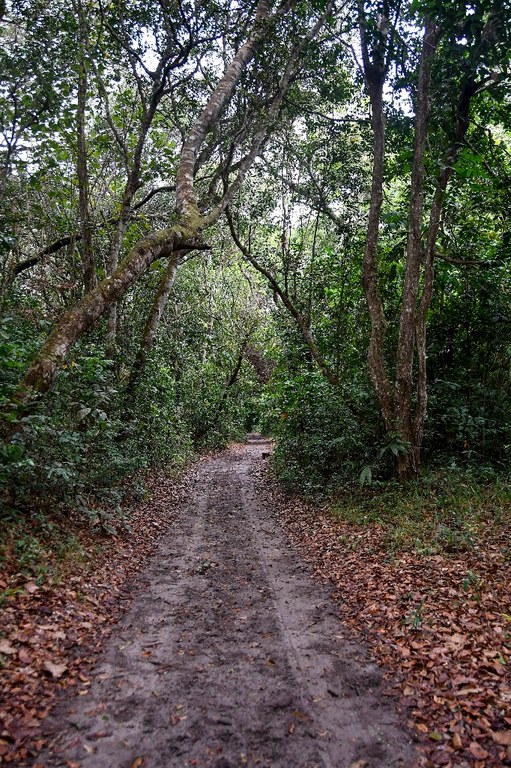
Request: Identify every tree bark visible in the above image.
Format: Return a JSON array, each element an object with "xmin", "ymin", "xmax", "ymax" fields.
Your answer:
[
  {"xmin": 15, "ymin": 227, "xmax": 208, "ymax": 402},
  {"xmin": 360, "ymin": 14, "xmax": 442, "ymax": 479},
  {"xmin": 413, "ymin": 77, "xmax": 479, "ymax": 464},
  {"xmin": 176, "ymin": 0, "xmax": 272, "ymax": 221},
  {"xmin": 393, "ymin": 21, "xmax": 440, "ymax": 479},
  {"xmin": 359, "ymin": 6, "xmax": 394, "ymax": 432},
  {"xmin": 75, "ymin": 0, "xmax": 96, "ymax": 293},
  {"xmin": 125, "ymin": 250, "xmax": 183, "ymax": 398}
]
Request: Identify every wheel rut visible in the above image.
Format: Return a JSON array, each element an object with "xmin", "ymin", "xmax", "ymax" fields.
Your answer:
[{"xmin": 37, "ymin": 438, "xmax": 417, "ymax": 768}]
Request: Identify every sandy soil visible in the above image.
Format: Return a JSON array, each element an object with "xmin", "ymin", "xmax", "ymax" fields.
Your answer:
[{"xmin": 34, "ymin": 437, "xmax": 417, "ymax": 768}]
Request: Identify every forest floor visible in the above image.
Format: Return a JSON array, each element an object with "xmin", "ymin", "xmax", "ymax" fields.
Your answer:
[
  {"xmin": 2, "ymin": 437, "xmax": 416, "ymax": 768},
  {"xmin": 0, "ymin": 438, "xmax": 510, "ymax": 768}
]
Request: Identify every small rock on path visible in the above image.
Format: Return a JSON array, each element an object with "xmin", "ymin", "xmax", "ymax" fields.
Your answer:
[{"xmin": 36, "ymin": 437, "xmax": 417, "ymax": 768}]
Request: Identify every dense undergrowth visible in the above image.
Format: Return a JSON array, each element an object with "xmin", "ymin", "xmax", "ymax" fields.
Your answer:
[
  {"xmin": 0, "ymin": 275, "xmax": 257, "ymax": 583},
  {"xmin": 330, "ymin": 469, "xmax": 511, "ymax": 558}
]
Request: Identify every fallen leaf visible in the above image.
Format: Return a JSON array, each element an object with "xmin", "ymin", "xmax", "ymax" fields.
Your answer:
[
  {"xmin": 43, "ymin": 660, "xmax": 68, "ymax": 678},
  {"xmin": 446, "ymin": 633, "xmax": 467, "ymax": 647},
  {"xmin": 469, "ymin": 742, "xmax": 488, "ymax": 760},
  {"xmin": 452, "ymin": 732, "xmax": 462, "ymax": 750},
  {"xmin": 0, "ymin": 639, "xmax": 16, "ymax": 655},
  {"xmin": 348, "ymin": 761, "xmax": 369, "ymax": 768},
  {"xmin": 491, "ymin": 730, "xmax": 511, "ymax": 746},
  {"xmin": 131, "ymin": 759, "xmax": 143, "ymax": 768},
  {"xmin": 18, "ymin": 647, "xmax": 31, "ymax": 664}
]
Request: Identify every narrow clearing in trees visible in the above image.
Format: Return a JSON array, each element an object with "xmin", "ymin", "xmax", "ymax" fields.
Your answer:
[{"xmin": 34, "ymin": 437, "xmax": 416, "ymax": 768}]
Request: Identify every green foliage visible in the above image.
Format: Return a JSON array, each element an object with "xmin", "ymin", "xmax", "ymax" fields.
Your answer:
[
  {"xmin": 126, "ymin": 361, "xmax": 194, "ymax": 468},
  {"xmin": 331, "ymin": 468, "xmax": 511, "ymax": 556},
  {"xmin": 1, "ymin": 341, "xmax": 139, "ymax": 517},
  {"xmin": 261, "ymin": 367, "xmax": 379, "ymax": 494},
  {"xmin": 0, "ymin": 505, "xmax": 89, "ymax": 584},
  {"xmin": 0, "ymin": 253, "xmax": 267, "ymax": 545},
  {"xmin": 404, "ymin": 599, "xmax": 425, "ymax": 631}
]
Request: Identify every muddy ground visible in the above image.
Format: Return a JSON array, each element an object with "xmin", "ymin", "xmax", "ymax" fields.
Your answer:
[{"xmin": 34, "ymin": 437, "xmax": 418, "ymax": 768}]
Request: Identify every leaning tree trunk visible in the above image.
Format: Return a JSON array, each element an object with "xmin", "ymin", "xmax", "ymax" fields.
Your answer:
[
  {"xmin": 10, "ymin": 0, "xmax": 274, "ymax": 409},
  {"xmin": 16, "ymin": 227, "xmax": 207, "ymax": 401}
]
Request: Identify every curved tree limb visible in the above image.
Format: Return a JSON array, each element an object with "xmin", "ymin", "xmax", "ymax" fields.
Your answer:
[
  {"xmin": 10, "ymin": 1, "xmax": 286, "ymax": 409},
  {"xmin": 434, "ymin": 252, "xmax": 496, "ymax": 268},
  {"xmin": 11, "ymin": 185, "xmax": 177, "ymax": 278},
  {"xmin": 225, "ymin": 207, "xmax": 339, "ymax": 386}
]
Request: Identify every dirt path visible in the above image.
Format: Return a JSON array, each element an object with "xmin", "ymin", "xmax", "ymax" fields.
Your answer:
[{"xmin": 36, "ymin": 438, "xmax": 417, "ymax": 768}]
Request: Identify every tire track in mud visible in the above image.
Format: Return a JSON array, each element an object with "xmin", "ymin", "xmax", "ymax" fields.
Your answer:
[{"xmin": 36, "ymin": 438, "xmax": 417, "ymax": 768}]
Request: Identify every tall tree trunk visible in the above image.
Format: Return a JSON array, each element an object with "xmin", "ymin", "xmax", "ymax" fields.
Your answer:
[
  {"xmin": 75, "ymin": 0, "xmax": 96, "ymax": 293},
  {"xmin": 358, "ymin": 11, "xmax": 488, "ymax": 480},
  {"xmin": 413, "ymin": 78, "xmax": 479, "ymax": 465},
  {"xmin": 393, "ymin": 21, "xmax": 440, "ymax": 479},
  {"xmin": 362, "ymin": 75, "xmax": 394, "ymax": 431},
  {"xmin": 359, "ymin": 4, "xmax": 394, "ymax": 432},
  {"xmin": 360, "ymin": 15, "xmax": 442, "ymax": 480}
]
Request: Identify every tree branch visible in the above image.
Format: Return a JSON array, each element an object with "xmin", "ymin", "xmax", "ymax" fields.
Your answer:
[
  {"xmin": 225, "ymin": 207, "xmax": 339, "ymax": 386},
  {"xmin": 12, "ymin": 186, "xmax": 176, "ymax": 278}
]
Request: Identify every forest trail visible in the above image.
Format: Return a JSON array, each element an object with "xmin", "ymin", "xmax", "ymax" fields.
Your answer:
[{"xmin": 37, "ymin": 437, "xmax": 417, "ymax": 768}]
